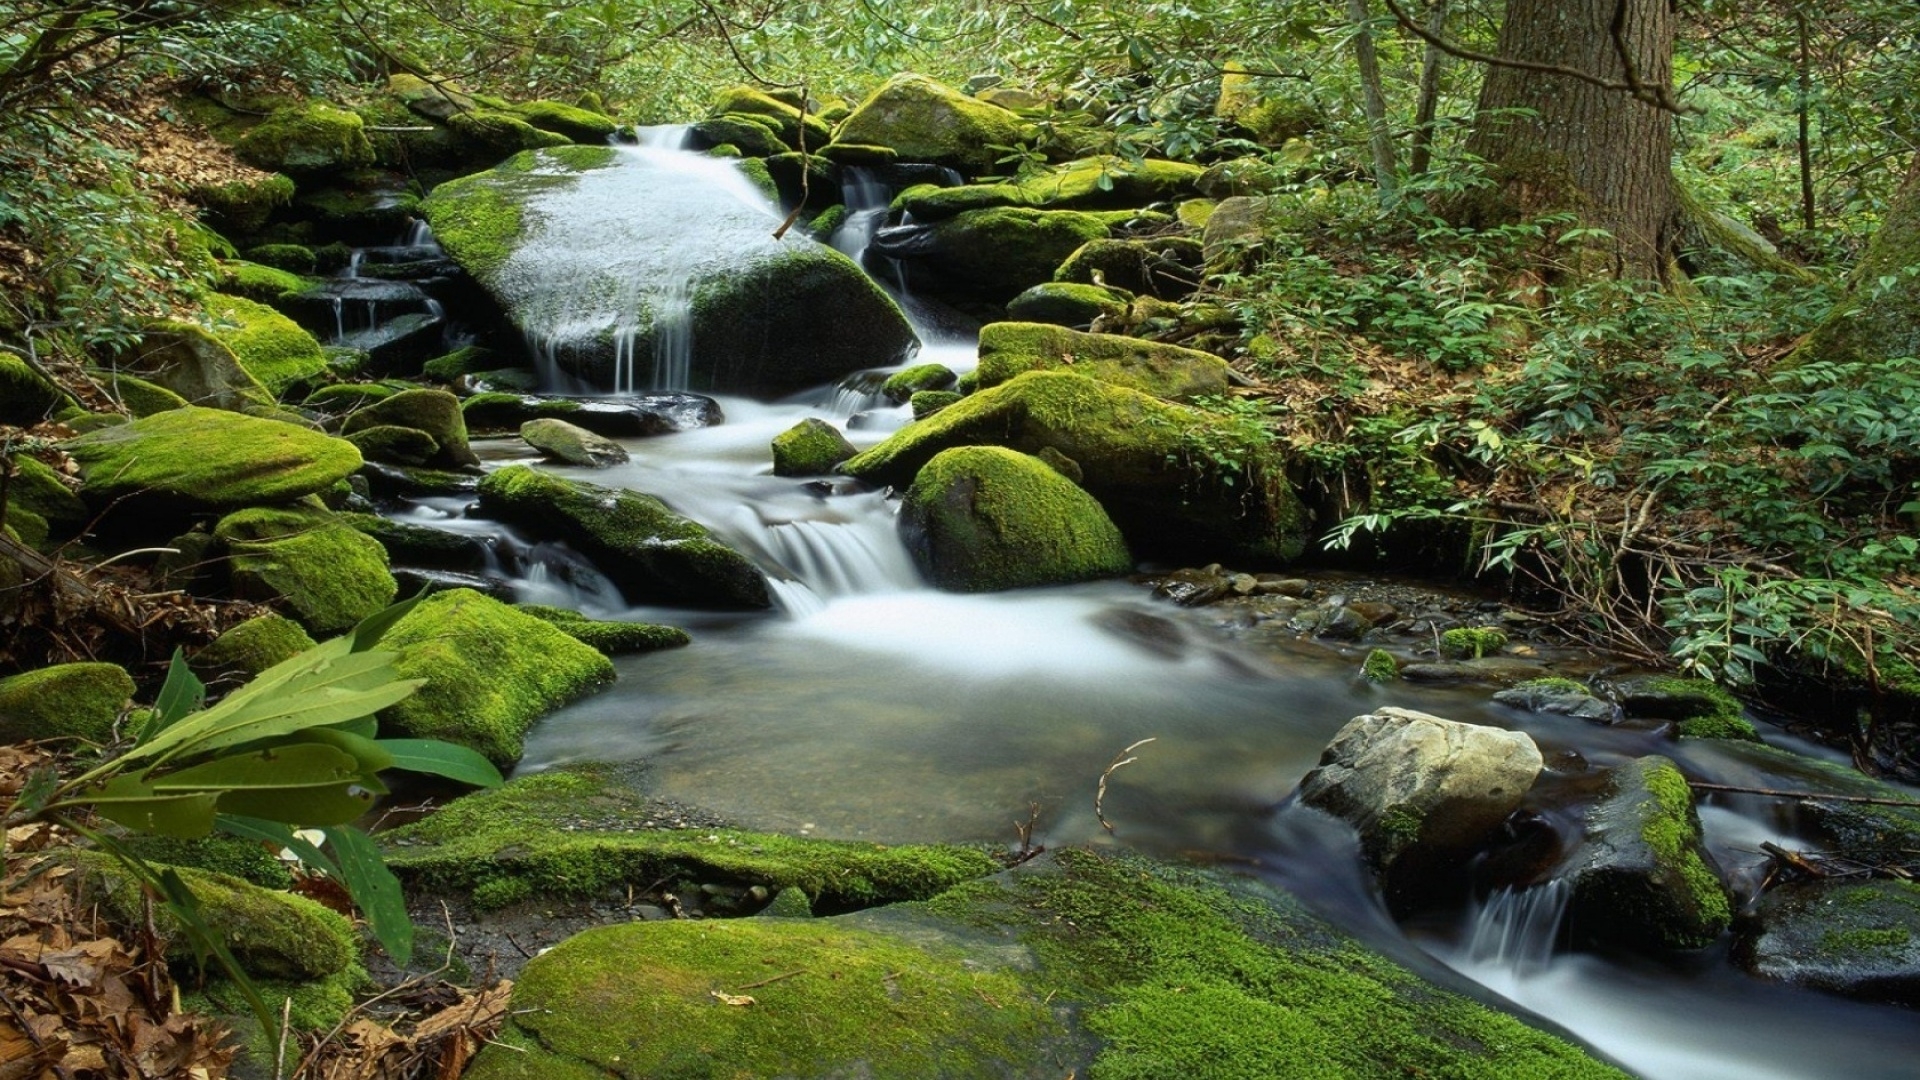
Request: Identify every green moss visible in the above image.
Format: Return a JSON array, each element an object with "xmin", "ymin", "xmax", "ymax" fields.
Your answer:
[
  {"xmin": 0, "ymin": 352, "xmax": 67, "ymax": 425},
  {"xmin": 896, "ymin": 156, "xmax": 1204, "ymax": 219},
  {"xmin": 691, "ymin": 114, "xmax": 789, "ymax": 157},
  {"xmin": 737, "ymin": 156, "xmax": 778, "ymax": 201},
  {"xmin": 973, "ymin": 321, "xmax": 1230, "ymax": 401},
  {"xmin": 3, "ymin": 454, "xmax": 85, "ymax": 532},
  {"xmin": 1440, "ymin": 626, "xmax": 1509, "ymax": 659},
  {"xmin": 0, "ymin": 662, "xmax": 135, "ymax": 743},
  {"xmin": 190, "ymin": 171, "xmax": 297, "ymax": 236},
  {"xmin": 1005, "ymin": 280, "xmax": 1132, "ymax": 327},
  {"xmin": 807, "ymin": 203, "xmax": 847, "ymax": 240},
  {"xmin": 421, "ymin": 146, "xmax": 617, "ymax": 285},
  {"xmin": 516, "ymin": 604, "xmax": 692, "ymax": 654},
  {"xmin": 917, "ymin": 206, "xmax": 1114, "ymax": 301},
  {"xmin": 903, "ymin": 445, "xmax": 1133, "ymax": 591},
  {"xmin": 304, "ymin": 382, "xmax": 395, "ymax": 413},
  {"xmin": 213, "ymin": 260, "xmax": 309, "ymax": 305},
  {"xmin": 419, "ymin": 345, "xmax": 496, "ymax": 382},
  {"xmin": 185, "ymin": 966, "xmax": 361, "ymax": 1044},
  {"xmin": 1820, "ymin": 926, "xmax": 1911, "ymax": 953},
  {"xmin": 710, "ymin": 85, "xmax": 836, "ymax": 148},
  {"xmin": 345, "ymin": 423, "xmax": 440, "ymax": 466},
  {"xmin": 340, "ymin": 387, "xmax": 477, "ymax": 468},
  {"xmin": 478, "ymin": 918, "xmax": 1054, "ymax": 1080},
  {"xmin": 510, "ymin": 99, "xmax": 618, "ymax": 143},
  {"xmin": 1361, "ymin": 648, "xmax": 1399, "ymax": 682},
  {"xmin": 381, "ymin": 767, "xmax": 1000, "ymax": 909},
  {"xmin": 447, "ymin": 109, "xmax": 573, "ymax": 158},
  {"xmin": 471, "ymin": 877, "xmax": 534, "ymax": 910},
  {"xmin": 120, "ymin": 834, "xmax": 295, "ymax": 890},
  {"xmin": 380, "ymin": 589, "xmax": 614, "ymax": 766},
  {"xmin": 215, "ymin": 506, "xmax": 398, "ymax": 634},
  {"xmin": 770, "ymin": 417, "xmax": 857, "ymax": 477},
  {"xmin": 234, "ymin": 103, "xmax": 374, "ymax": 175},
  {"xmin": 244, "ymin": 243, "xmax": 318, "ymax": 274},
  {"xmin": 1640, "ymin": 760, "xmax": 1735, "ymax": 936},
  {"xmin": 880, "ymin": 363, "xmax": 956, "ymax": 403},
  {"xmin": 831, "ymin": 73, "xmax": 1028, "ymax": 175},
  {"xmin": 1517, "ymin": 676, "xmax": 1589, "ymax": 695},
  {"xmin": 194, "ymin": 613, "xmax": 318, "ymax": 676},
  {"xmin": 910, "ymin": 389, "xmax": 961, "ymax": 418},
  {"xmin": 201, "ymin": 293, "xmax": 328, "ymax": 397}
]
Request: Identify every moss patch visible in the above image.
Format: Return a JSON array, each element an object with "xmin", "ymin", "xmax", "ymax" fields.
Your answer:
[
  {"xmin": 895, "ymin": 155, "xmax": 1204, "ymax": 219},
  {"xmin": 194, "ymin": 613, "xmax": 318, "ymax": 677},
  {"xmin": 1440, "ymin": 626, "xmax": 1509, "ymax": 659},
  {"xmin": 902, "ymin": 445, "xmax": 1133, "ymax": 591},
  {"xmin": 215, "ymin": 506, "xmax": 397, "ymax": 634},
  {"xmin": 1362, "ymin": 648, "xmax": 1399, "ymax": 682},
  {"xmin": 420, "ymin": 147, "xmax": 617, "ymax": 285},
  {"xmin": 203, "ymin": 293, "xmax": 329, "ymax": 397},
  {"xmin": 517, "ymin": 604, "xmax": 691, "ymax": 654},
  {"xmin": 0, "ymin": 662, "xmax": 134, "ymax": 744},
  {"xmin": 880, "ymin": 363, "xmax": 956, "ymax": 403},
  {"xmin": 234, "ymin": 102, "xmax": 374, "ymax": 176},
  {"xmin": 0, "ymin": 352, "xmax": 67, "ymax": 425},
  {"xmin": 973, "ymin": 321, "xmax": 1231, "ymax": 402},
  {"xmin": 212, "ymin": 260, "xmax": 310, "ymax": 303},
  {"xmin": 64, "ymin": 406, "xmax": 361, "ymax": 514},
  {"xmin": 380, "ymin": 588, "xmax": 614, "ymax": 766},
  {"xmin": 831, "ymin": 73, "xmax": 1027, "ymax": 176},
  {"xmin": 770, "ymin": 417, "xmax": 857, "ymax": 477}
]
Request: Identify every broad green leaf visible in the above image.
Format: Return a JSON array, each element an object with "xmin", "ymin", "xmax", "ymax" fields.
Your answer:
[
  {"xmin": 324, "ymin": 716, "xmax": 380, "ymax": 740},
  {"xmin": 323, "ymin": 825, "xmax": 413, "ymax": 965},
  {"xmin": 215, "ymin": 777, "xmax": 386, "ymax": 826},
  {"xmin": 298, "ymin": 728, "xmax": 396, "ymax": 774},
  {"xmin": 151, "ymin": 743, "xmax": 366, "ymax": 794},
  {"xmin": 215, "ymin": 814, "xmax": 340, "ymax": 878},
  {"xmin": 81, "ymin": 775, "xmax": 219, "ymax": 837},
  {"xmin": 377, "ymin": 739, "xmax": 504, "ymax": 788},
  {"xmin": 144, "ymin": 648, "xmax": 205, "ymax": 742},
  {"xmin": 350, "ymin": 594, "xmax": 425, "ymax": 653},
  {"xmin": 129, "ymin": 661, "xmax": 423, "ymax": 768}
]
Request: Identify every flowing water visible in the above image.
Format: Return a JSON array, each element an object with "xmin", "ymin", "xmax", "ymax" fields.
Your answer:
[{"xmin": 404, "ymin": 140, "xmax": 1920, "ymax": 1078}]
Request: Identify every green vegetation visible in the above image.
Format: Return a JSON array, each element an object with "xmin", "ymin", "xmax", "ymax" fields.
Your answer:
[
  {"xmin": 194, "ymin": 614, "xmax": 319, "ymax": 677},
  {"xmin": 63, "ymin": 406, "xmax": 362, "ymax": 513},
  {"xmin": 1440, "ymin": 626, "xmax": 1509, "ymax": 660},
  {"xmin": 516, "ymin": 604, "xmax": 691, "ymax": 654},
  {"xmin": 1361, "ymin": 648, "xmax": 1398, "ymax": 682},
  {"xmin": 902, "ymin": 445, "xmax": 1134, "ymax": 591},
  {"xmin": 214, "ymin": 507, "xmax": 398, "ymax": 634},
  {"xmin": 0, "ymin": 662, "xmax": 135, "ymax": 743}
]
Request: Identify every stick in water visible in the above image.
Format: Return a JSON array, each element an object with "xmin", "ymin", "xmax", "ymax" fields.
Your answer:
[{"xmin": 1096, "ymin": 738, "xmax": 1157, "ymax": 835}]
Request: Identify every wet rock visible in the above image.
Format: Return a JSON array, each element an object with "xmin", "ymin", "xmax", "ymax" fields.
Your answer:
[
  {"xmin": 1564, "ymin": 755, "xmax": 1732, "ymax": 952},
  {"xmin": 357, "ymin": 461, "xmax": 480, "ymax": 499},
  {"xmin": 771, "ymin": 418, "xmax": 857, "ymax": 477},
  {"xmin": 342, "ymin": 388, "xmax": 479, "ymax": 470},
  {"xmin": 1298, "ymin": 707, "xmax": 1543, "ymax": 903},
  {"xmin": 1315, "ymin": 604, "xmax": 1376, "ymax": 640},
  {"xmin": 1618, "ymin": 676, "xmax": 1758, "ymax": 741},
  {"xmin": 1735, "ymin": 879, "xmax": 1920, "ymax": 1003},
  {"xmin": 1255, "ymin": 575, "xmax": 1312, "ymax": 597},
  {"xmin": 520, "ymin": 417, "xmax": 629, "ymax": 468},
  {"xmin": 340, "ymin": 513, "xmax": 490, "ymax": 571},
  {"xmin": 1494, "ymin": 678, "xmax": 1616, "ymax": 722},
  {"xmin": 390, "ymin": 568, "xmax": 517, "ymax": 603},
  {"xmin": 1091, "ymin": 608, "xmax": 1188, "ymax": 659},
  {"xmin": 462, "ymin": 392, "xmax": 722, "ymax": 438},
  {"xmin": 1153, "ymin": 567, "xmax": 1232, "ymax": 607},
  {"xmin": 1400, "ymin": 658, "xmax": 1547, "ymax": 684}
]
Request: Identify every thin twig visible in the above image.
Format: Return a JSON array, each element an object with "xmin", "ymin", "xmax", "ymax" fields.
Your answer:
[
  {"xmin": 734, "ymin": 968, "xmax": 806, "ymax": 990},
  {"xmin": 1689, "ymin": 781, "xmax": 1920, "ymax": 808},
  {"xmin": 1095, "ymin": 738, "xmax": 1156, "ymax": 835}
]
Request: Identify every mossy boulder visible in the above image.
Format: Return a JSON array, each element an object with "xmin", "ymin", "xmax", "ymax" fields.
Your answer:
[
  {"xmin": 1440, "ymin": 625, "xmax": 1509, "ymax": 659},
  {"xmin": 710, "ymin": 86, "xmax": 836, "ymax": 149},
  {"xmin": 381, "ymin": 766, "xmax": 996, "ymax": 908},
  {"xmin": 519, "ymin": 417, "xmax": 629, "ymax": 468},
  {"xmin": 243, "ymin": 243, "xmax": 317, "ymax": 274},
  {"xmin": 1216, "ymin": 65, "xmax": 1323, "ymax": 146},
  {"xmin": 689, "ymin": 114, "xmax": 789, "ymax": 158},
  {"xmin": 194, "ymin": 613, "xmax": 317, "ymax": 676},
  {"xmin": 380, "ymin": 588, "xmax": 614, "ymax": 766},
  {"xmin": 1620, "ymin": 676, "xmax": 1759, "ymax": 741},
  {"xmin": 516, "ymin": 605, "xmax": 690, "ymax": 654},
  {"xmin": 214, "ymin": 506, "xmax": 397, "ymax": 634},
  {"xmin": 1005, "ymin": 280, "xmax": 1132, "ymax": 327},
  {"xmin": 1054, "ymin": 236, "xmax": 1207, "ymax": 300},
  {"xmin": 469, "ymin": 847, "xmax": 1627, "ymax": 1080},
  {"xmin": 447, "ymin": 109, "xmax": 573, "ymax": 161},
  {"xmin": 1565, "ymin": 755, "xmax": 1733, "ymax": 952},
  {"xmin": 973, "ymin": 321, "xmax": 1231, "ymax": 401},
  {"xmin": 418, "ymin": 345, "xmax": 496, "ymax": 382},
  {"xmin": 894, "ymin": 155, "xmax": 1204, "ymax": 219},
  {"xmin": 844, "ymin": 371, "xmax": 1307, "ymax": 563},
  {"xmin": 1735, "ymin": 878, "xmax": 1920, "ymax": 1002},
  {"xmin": 0, "ymin": 353, "xmax": 68, "ymax": 425},
  {"xmin": 901, "ymin": 446, "xmax": 1133, "ymax": 592},
  {"xmin": 203, "ymin": 293, "xmax": 329, "ymax": 397},
  {"xmin": 210, "ymin": 260, "xmax": 308, "ymax": 305},
  {"xmin": 911, "ymin": 389, "xmax": 962, "ymax": 418},
  {"xmin": 388, "ymin": 72, "xmax": 479, "ymax": 121},
  {"xmin": 188, "ymin": 172, "xmax": 296, "ymax": 236},
  {"xmin": 420, "ymin": 145, "xmax": 619, "ymax": 283},
  {"xmin": 64, "ymin": 406, "xmax": 361, "ymax": 521},
  {"xmin": 234, "ymin": 103, "xmax": 375, "ymax": 177},
  {"xmin": 0, "ymin": 662, "xmax": 135, "ymax": 744},
  {"xmin": 95, "ymin": 373, "xmax": 187, "ymax": 417},
  {"xmin": 511, "ymin": 100, "xmax": 619, "ymax": 144},
  {"xmin": 770, "ymin": 417, "xmax": 856, "ymax": 477},
  {"xmin": 339, "ymin": 511, "xmax": 488, "ymax": 570},
  {"xmin": 344, "ymin": 423, "xmax": 440, "ymax": 466},
  {"xmin": 304, "ymin": 382, "xmax": 395, "ymax": 414},
  {"xmin": 879, "ymin": 363, "xmax": 957, "ymax": 403},
  {"xmin": 119, "ymin": 834, "xmax": 295, "ymax": 891},
  {"xmin": 870, "ymin": 207, "xmax": 1113, "ymax": 302},
  {"xmin": 830, "ymin": 73, "xmax": 1026, "ymax": 176},
  {"xmin": 477, "ymin": 465, "xmax": 770, "ymax": 608},
  {"xmin": 340, "ymin": 388, "xmax": 479, "ymax": 469},
  {"xmin": 117, "ymin": 320, "xmax": 275, "ymax": 411},
  {"xmin": 3, "ymin": 454, "xmax": 86, "ymax": 539}
]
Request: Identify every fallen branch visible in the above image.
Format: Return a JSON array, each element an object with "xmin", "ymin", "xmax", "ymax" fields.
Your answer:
[{"xmin": 1688, "ymin": 781, "xmax": 1920, "ymax": 808}]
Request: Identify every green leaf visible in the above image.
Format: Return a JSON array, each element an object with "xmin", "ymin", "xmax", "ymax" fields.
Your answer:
[
  {"xmin": 82, "ymin": 775, "xmax": 218, "ymax": 838},
  {"xmin": 144, "ymin": 648, "xmax": 205, "ymax": 743},
  {"xmin": 296, "ymin": 728, "xmax": 396, "ymax": 775},
  {"xmin": 377, "ymin": 739, "xmax": 504, "ymax": 788},
  {"xmin": 351, "ymin": 593, "xmax": 425, "ymax": 653},
  {"xmin": 150, "ymin": 742, "xmax": 366, "ymax": 793},
  {"xmin": 214, "ymin": 776, "xmax": 385, "ymax": 826},
  {"xmin": 323, "ymin": 825, "xmax": 413, "ymax": 965},
  {"xmin": 216, "ymin": 814, "xmax": 340, "ymax": 877}
]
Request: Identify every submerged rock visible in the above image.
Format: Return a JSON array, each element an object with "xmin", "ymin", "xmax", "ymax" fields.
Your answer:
[
  {"xmin": 900, "ymin": 445, "xmax": 1133, "ymax": 591},
  {"xmin": 461, "ymin": 391, "xmax": 722, "ymax": 437},
  {"xmin": 476, "ymin": 465, "xmax": 769, "ymax": 608},
  {"xmin": 422, "ymin": 145, "xmax": 917, "ymax": 396},
  {"xmin": 1736, "ymin": 878, "xmax": 1920, "ymax": 1003},
  {"xmin": 844, "ymin": 370, "xmax": 1307, "ymax": 564},
  {"xmin": 1565, "ymin": 755, "xmax": 1732, "ymax": 952}
]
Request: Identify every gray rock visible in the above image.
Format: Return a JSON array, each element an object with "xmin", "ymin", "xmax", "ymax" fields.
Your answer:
[
  {"xmin": 521, "ymin": 417, "xmax": 629, "ymax": 467},
  {"xmin": 1735, "ymin": 878, "xmax": 1920, "ymax": 1003},
  {"xmin": 1564, "ymin": 755, "xmax": 1732, "ymax": 952}
]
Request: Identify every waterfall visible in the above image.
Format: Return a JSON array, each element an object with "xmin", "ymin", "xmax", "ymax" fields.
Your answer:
[
  {"xmin": 1458, "ymin": 880, "xmax": 1571, "ymax": 978},
  {"xmin": 831, "ymin": 166, "xmax": 893, "ymax": 261}
]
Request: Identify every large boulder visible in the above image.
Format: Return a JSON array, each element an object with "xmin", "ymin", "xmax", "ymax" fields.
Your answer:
[
  {"xmin": 1735, "ymin": 878, "xmax": 1920, "ymax": 1003},
  {"xmin": 233, "ymin": 103, "xmax": 374, "ymax": 177},
  {"xmin": 843, "ymin": 371, "xmax": 1307, "ymax": 563},
  {"xmin": 868, "ymin": 207, "xmax": 1114, "ymax": 303},
  {"xmin": 511, "ymin": 100, "xmax": 620, "ymax": 144},
  {"xmin": 901, "ymin": 446, "xmax": 1133, "ymax": 591},
  {"xmin": 0, "ymin": 662, "xmax": 135, "ymax": 744},
  {"xmin": 422, "ymin": 146, "xmax": 916, "ymax": 395},
  {"xmin": 829, "ymin": 73, "xmax": 1026, "ymax": 176},
  {"xmin": 63, "ymin": 406, "xmax": 361, "ymax": 518},
  {"xmin": 464, "ymin": 847, "xmax": 1627, "ymax": 1080},
  {"xmin": 1564, "ymin": 755, "xmax": 1732, "ymax": 952},
  {"xmin": 380, "ymin": 588, "xmax": 614, "ymax": 767},
  {"xmin": 202, "ymin": 293, "xmax": 329, "ymax": 398},
  {"xmin": 476, "ymin": 465, "xmax": 770, "ymax": 608},
  {"xmin": 894, "ymin": 156, "xmax": 1205, "ymax": 219},
  {"xmin": 193, "ymin": 613, "xmax": 317, "ymax": 677},
  {"xmin": 1054, "ymin": 236, "xmax": 1207, "ymax": 300},
  {"xmin": 4, "ymin": 455, "xmax": 86, "ymax": 543},
  {"xmin": 973, "ymin": 322, "xmax": 1232, "ymax": 401},
  {"xmin": 709, "ymin": 86, "xmax": 835, "ymax": 150},
  {"xmin": 0, "ymin": 354, "xmax": 68, "ymax": 426},
  {"xmin": 461, "ymin": 392, "xmax": 723, "ymax": 437},
  {"xmin": 115, "ymin": 321, "xmax": 275, "ymax": 411},
  {"xmin": 1298, "ymin": 707, "xmax": 1543, "ymax": 901},
  {"xmin": 1004, "ymin": 281, "xmax": 1131, "ymax": 328},
  {"xmin": 341, "ymin": 388, "xmax": 480, "ymax": 469},
  {"xmin": 214, "ymin": 507, "xmax": 398, "ymax": 634}
]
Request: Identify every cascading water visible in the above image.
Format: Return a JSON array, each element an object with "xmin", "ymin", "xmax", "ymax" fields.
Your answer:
[{"xmin": 378, "ymin": 136, "xmax": 1920, "ymax": 1080}]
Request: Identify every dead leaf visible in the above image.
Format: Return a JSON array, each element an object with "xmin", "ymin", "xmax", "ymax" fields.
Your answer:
[{"xmin": 709, "ymin": 991, "xmax": 756, "ymax": 1006}]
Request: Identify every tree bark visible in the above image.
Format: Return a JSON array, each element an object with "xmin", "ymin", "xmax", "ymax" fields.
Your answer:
[
  {"xmin": 1347, "ymin": 0, "xmax": 1398, "ymax": 201},
  {"xmin": 1797, "ymin": 151, "xmax": 1920, "ymax": 365},
  {"xmin": 1455, "ymin": 0, "xmax": 1680, "ymax": 280}
]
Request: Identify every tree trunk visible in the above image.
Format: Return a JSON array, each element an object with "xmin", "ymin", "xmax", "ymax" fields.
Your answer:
[
  {"xmin": 1347, "ymin": 0, "xmax": 1398, "ymax": 201},
  {"xmin": 1797, "ymin": 152, "xmax": 1920, "ymax": 365},
  {"xmin": 1455, "ymin": 0, "xmax": 1679, "ymax": 280}
]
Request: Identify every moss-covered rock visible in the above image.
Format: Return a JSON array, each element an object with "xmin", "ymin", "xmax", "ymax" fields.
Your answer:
[
  {"xmin": 1620, "ymin": 676, "xmax": 1759, "ymax": 741},
  {"xmin": 0, "ymin": 353, "xmax": 68, "ymax": 425},
  {"xmin": 214, "ymin": 506, "xmax": 397, "ymax": 634},
  {"xmin": 710, "ymin": 85, "xmax": 836, "ymax": 149},
  {"xmin": 902, "ymin": 446, "xmax": 1133, "ymax": 591},
  {"xmin": 387, "ymin": 72, "xmax": 478, "ymax": 121},
  {"xmin": 869, "ymin": 206, "xmax": 1113, "ymax": 302},
  {"xmin": 344, "ymin": 423, "xmax": 440, "ymax": 466},
  {"xmin": 1361, "ymin": 648, "xmax": 1399, "ymax": 682},
  {"xmin": 1440, "ymin": 626, "xmax": 1509, "ymax": 659},
  {"xmin": 340, "ymin": 388, "xmax": 479, "ymax": 469},
  {"xmin": 188, "ymin": 172, "xmax": 297, "ymax": 236},
  {"xmin": 516, "ymin": 604, "xmax": 690, "ymax": 654},
  {"xmin": 203, "ymin": 293, "xmax": 329, "ymax": 397},
  {"xmin": 120, "ymin": 833, "xmax": 296, "ymax": 890},
  {"xmin": 210, "ymin": 260, "xmax": 308, "ymax": 305},
  {"xmin": 116, "ymin": 319, "xmax": 275, "ymax": 411},
  {"xmin": 1735, "ymin": 878, "xmax": 1920, "ymax": 1002},
  {"xmin": 831, "ymin": 73, "xmax": 1027, "ymax": 176},
  {"xmin": 64, "ymin": 406, "xmax": 361, "ymax": 517},
  {"xmin": 93, "ymin": 373, "xmax": 187, "ymax": 417},
  {"xmin": 470, "ymin": 846, "xmax": 1627, "ymax": 1080},
  {"xmin": 418, "ymin": 345, "xmax": 496, "ymax": 382},
  {"xmin": 338, "ymin": 511, "xmax": 487, "ymax": 569},
  {"xmin": 1004, "ymin": 280, "xmax": 1132, "ymax": 327},
  {"xmin": 519, "ymin": 417, "xmax": 629, "ymax": 468},
  {"xmin": 303, "ymin": 382, "xmax": 395, "ymax": 415},
  {"xmin": 244, "ymin": 243, "xmax": 317, "ymax": 274},
  {"xmin": 876, "ymin": 365, "xmax": 952, "ymax": 405},
  {"xmin": 0, "ymin": 662, "xmax": 135, "ymax": 743},
  {"xmin": 845, "ymin": 371, "xmax": 1306, "ymax": 563},
  {"xmin": 380, "ymin": 588, "xmax": 613, "ymax": 766},
  {"xmin": 194, "ymin": 612, "xmax": 318, "ymax": 676},
  {"xmin": 1567, "ymin": 755, "xmax": 1732, "ymax": 952},
  {"xmin": 896, "ymin": 155, "xmax": 1204, "ymax": 220},
  {"xmin": 1054, "ymin": 235, "xmax": 1207, "ymax": 300},
  {"xmin": 973, "ymin": 321, "xmax": 1231, "ymax": 402},
  {"xmin": 689, "ymin": 114, "xmax": 790, "ymax": 158},
  {"xmin": 420, "ymin": 146, "xmax": 617, "ymax": 283},
  {"xmin": 3, "ymin": 454, "xmax": 86, "ymax": 540},
  {"xmin": 234, "ymin": 103, "xmax": 375, "ymax": 177},
  {"xmin": 447, "ymin": 108, "xmax": 572, "ymax": 161},
  {"xmin": 510, "ymin": 100, "xmax": 619, "ymax": 144},
  {"xmin": 381, "ymin": 766, "xmax": 999, "ymax": 909},
  {"xmin": 477, "ymin": 465, "xmax": 770, "ymax": 608},
  {"xmin": 1216, "ymin": 65, "xmax": 1323, "ymax": 146},
  {"xmin": 911, "ymin": 389, "xmax": 962, "ymax": 418},
  {"xmin": 770, "ymin": 417, "xmax": 856, "ymax": 477}
]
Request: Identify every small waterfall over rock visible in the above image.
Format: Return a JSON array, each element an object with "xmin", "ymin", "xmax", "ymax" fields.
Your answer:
[{"xmin": 1459, "ymin": 880, "xmax": 1570, "ymax": 977}]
